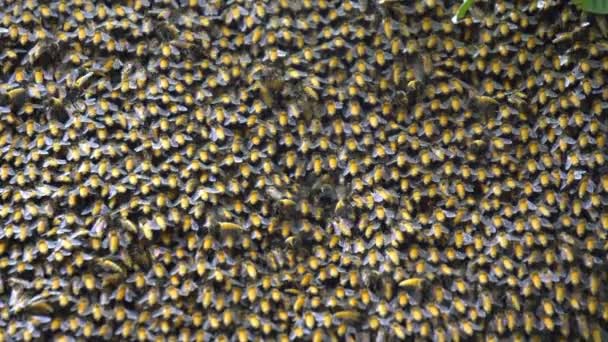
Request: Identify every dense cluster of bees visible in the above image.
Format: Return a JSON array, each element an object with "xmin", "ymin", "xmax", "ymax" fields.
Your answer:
[{"xmin": 1, "ymin": 0, "xmax": 608, "ymax": 340}]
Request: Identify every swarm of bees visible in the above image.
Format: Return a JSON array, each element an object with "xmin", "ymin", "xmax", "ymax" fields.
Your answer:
[{"xmin": 1, "ymin": 0, "xmax": 608, "ymax": 340}]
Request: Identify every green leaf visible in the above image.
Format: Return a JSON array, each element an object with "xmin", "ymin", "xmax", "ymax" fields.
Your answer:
[
  {"xmin": 574, "ymin": 0, "xmax": 608, "ymax": 14},
  {"xmin": 452, "ymin": 0, "xmax": 476, "ymax": 23}
]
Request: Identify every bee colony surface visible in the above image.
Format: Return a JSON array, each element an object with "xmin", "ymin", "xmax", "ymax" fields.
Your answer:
[{"xmin": 0, "ymin": 0, "xmax": 607, "ymax": 341}]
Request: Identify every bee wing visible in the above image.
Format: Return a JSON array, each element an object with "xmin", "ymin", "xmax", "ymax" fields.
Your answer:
[{"xmin": 90, "ymin": 217, "xmax": 107, "ymax": 237}]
